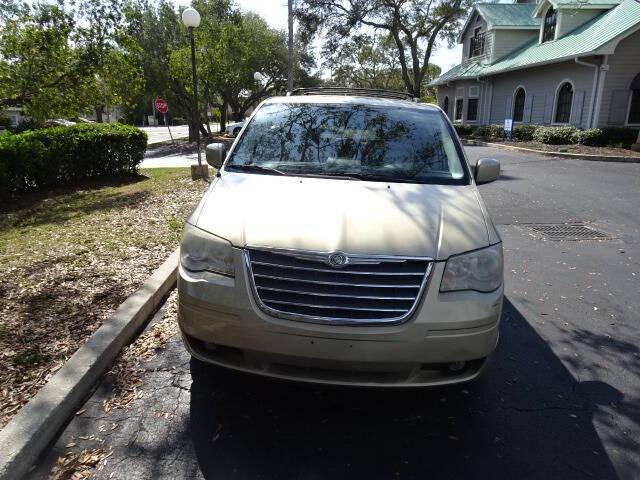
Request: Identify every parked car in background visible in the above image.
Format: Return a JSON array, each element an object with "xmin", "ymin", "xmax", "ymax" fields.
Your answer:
[
  {"xmin": 45, "ymin": 119, "xmax": 76, "ymax": 127},
  {"xmin": 74, "ymin": 117, "xmax": 95, "ymax": 123},
  {"xmin": 225, "ymin": 120, "xmax": 245, "ymax": 137},
  {"xmin": 179, "ymin": 88, "xmax": 503, "ymax": 387}
]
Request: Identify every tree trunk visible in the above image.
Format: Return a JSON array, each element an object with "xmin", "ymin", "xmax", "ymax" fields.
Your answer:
[
  {"xmin": 413, "ymin": 70, "xmax": 423, "ymax": 99},
  {"xmin": 188, "ymin": 118, "xmax": 198, "ymax": 142},
  {"xmin": 220, "ymin": 100, "xmax": 228, "ymax": 132},
  {"xmin": 95, "ymin": 106, "xmax": 104, "ymax": 123}
]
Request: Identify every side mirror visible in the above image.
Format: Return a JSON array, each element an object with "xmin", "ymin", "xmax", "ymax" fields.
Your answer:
[
  {"xmin": 474, "ymin": 158, "xmax": 500, "ymax": 185},
  {"xmin": 205, "ymin": 143, "xmax": 226, "ymax": 169}
]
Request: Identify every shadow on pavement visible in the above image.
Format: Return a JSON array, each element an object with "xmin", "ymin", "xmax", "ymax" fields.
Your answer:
[{"xmin": 188, "ymin": 298, "xmax": 625, "ymax": 480}]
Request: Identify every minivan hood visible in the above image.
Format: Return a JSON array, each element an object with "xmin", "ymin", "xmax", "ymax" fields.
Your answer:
[{"xmin": 194, "ymin": 173, "xmax": 490, "ymax": 260}]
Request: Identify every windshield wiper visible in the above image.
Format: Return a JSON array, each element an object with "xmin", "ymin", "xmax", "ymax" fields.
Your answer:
[{"xmin": 226, "ymin": 164, "xmax": 286, "ymax": 176}]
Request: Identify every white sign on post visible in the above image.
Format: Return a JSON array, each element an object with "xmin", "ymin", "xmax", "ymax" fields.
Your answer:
[{"xmin": 504, "ymin": 118, "xmax": 513, "ymax": 139}]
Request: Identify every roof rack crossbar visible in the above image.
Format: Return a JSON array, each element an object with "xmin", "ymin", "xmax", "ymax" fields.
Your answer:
[{"xmin": 290, "ymin": 87, "xmax": 415, "ymax": 102}]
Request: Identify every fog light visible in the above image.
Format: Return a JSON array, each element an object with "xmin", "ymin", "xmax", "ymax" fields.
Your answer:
[{"xmin": 448, "ymin": 361, "xmax": 466, "ymax": 372}]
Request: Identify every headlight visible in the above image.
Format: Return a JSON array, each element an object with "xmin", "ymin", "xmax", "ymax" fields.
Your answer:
[
  {"xmin": 440, "ymin": 244, "xmax": 503, "ymax": 293},
  {"xmin": 180, "ymin": 222, "xmax": 235, "ymax": 277}
]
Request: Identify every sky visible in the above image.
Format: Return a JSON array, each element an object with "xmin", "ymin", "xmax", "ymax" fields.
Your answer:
[{"xmin": 176, "ymin": 0, "xmax": 463, "ymax": 73}]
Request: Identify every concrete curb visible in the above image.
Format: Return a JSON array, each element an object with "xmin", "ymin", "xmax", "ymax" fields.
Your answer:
[
  {"xmin": 0, "ymin": 249, "xmax": 180, "ymax": 480},
  {"xmin": 463, "ymin": 139, "xmax": 640, "ymax": 163}
]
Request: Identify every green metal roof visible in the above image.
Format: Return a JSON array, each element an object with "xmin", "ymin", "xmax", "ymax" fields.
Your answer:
[
  {"xmin": 429, "ymin": 61, "xmax": 486, "ymax": 85},
  {"xmin": 533, "ymin": 0, "xmax": 620, "ymax": 17},
  {"xmin": 475, "ymin": 3, "xmax": 539, "ymax": 27},
  {"xmin": 430, "ymin": 0, "xmax": 640, "ymax": 86}
]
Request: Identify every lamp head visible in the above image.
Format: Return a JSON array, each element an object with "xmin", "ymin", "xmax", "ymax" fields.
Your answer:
[{"xmin": 182, "ymin": 7, "xmax": 201, "ymax": 28}]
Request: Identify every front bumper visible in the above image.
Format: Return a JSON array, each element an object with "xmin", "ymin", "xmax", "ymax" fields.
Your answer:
[{"xmin": 178, "ymin": 248, "xmax": 503, "ymax": 387}]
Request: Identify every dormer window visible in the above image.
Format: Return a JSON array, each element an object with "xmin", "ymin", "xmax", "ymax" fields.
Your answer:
[
  {"xmin": 469, "ymin": 28, "xmax": 485, "ymax": 58},
  {"xmin": 542, "ymin": 8, "xmax": 557, "ymax": 42}
]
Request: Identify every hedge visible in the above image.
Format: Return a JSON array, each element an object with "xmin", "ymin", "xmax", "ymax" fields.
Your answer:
[
  {"xmin": 512, "ymin": 124, "xmax": 540, "ymax": 141},
  {"xmin": 572, "ymin": 127, "xmax": 639, "ymax": 147},
  {"xmin": 0, "ymin": 123, "xmax": 147, "ymax": 195},
  {"xmin": 452, "ymin": 121, "xmax": 638, "ymax": 148},
  {"xmin": 453, "ymin": 124, "xmax": 476, "ymax": 136},
  {"xmin": 472, "ymin": 124, "xmax": 505, "ymax": 139},
  {"xmin": 532, "ymin": 126, "xmax": 580, "ymax": 145}
]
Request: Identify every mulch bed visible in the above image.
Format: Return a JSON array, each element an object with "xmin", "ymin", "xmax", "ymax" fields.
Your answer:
[{"xmin": 0, "ymin": 169, "xmax": 207, "ymax": 429}]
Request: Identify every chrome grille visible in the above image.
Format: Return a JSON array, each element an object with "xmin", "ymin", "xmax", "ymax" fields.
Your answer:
[{"xmin": 245, "ymin": 248, "xmax": 432, "ymax": 325}]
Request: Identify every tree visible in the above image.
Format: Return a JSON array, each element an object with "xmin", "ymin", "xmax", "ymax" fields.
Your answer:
[
  {"xmin": 296, "ymin": 0, "xmax": 470, "ymax": 98},
  {"xmin": 0, "ymin": 0, "xmax": 130, "ymax": 124},
  {"xmin": 325, "ymin": 33, "xmax": 441, "ymax": 101},
  {"xmin": 79, "ymin": 48, "xmax": 144, "ymax": 122},
  {"xmin": 120, "ymin": 0, "xmax": 193, "ymax": 130}
]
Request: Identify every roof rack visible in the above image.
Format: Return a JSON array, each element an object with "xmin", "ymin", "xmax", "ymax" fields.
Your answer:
[{"xmin": 289, "ymin": 87, "xmax": 416, "ymax": 102}]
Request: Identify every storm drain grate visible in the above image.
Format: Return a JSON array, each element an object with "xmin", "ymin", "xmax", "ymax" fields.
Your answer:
[{"xmin": 527, "ymin": 223, "xmax": 611, "ymax": 241}]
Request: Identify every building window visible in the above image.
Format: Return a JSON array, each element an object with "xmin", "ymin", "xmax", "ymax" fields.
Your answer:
[
  {"xmin": 629, "ymin": 90, "xmax": 640, "ymax": 125},
  {"xmin": 555, "ymin": 82, "xmax": 573, "ymax": 123},
  {"xmin": 455, "ymin": 98, "xmax": 463, "ymax": 121},
  {"xmin": 513, "ymin": 88, "xmax": 526, "ymax": 122},
  {"xmin": 628, "ymin": 74, "xmax": 640, "ymax": 125},
  {"xmin": 469, "ymin": 28, "xmax": 486, "ymax": 58},
  {"xmin": 542, "ymin": 8, "xmax": 557, "ymax": 43},
  {"xmin": 443, "ymin": 96, "xmax": 449, "ymax": 115},
  {"xmin": 467, "ymin": 98, "xmax": 479, "ymax": 122}
]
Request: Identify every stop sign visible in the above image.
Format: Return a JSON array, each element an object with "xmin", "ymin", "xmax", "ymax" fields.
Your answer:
[{"xmin": 155, "ymin": 97, "xmax": 168, "ymax": 114}]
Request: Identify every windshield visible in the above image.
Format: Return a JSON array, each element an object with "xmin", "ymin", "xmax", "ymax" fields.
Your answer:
[{"xmin": 226, "ymin": 102, "xmax": 468, "ymax": 184}]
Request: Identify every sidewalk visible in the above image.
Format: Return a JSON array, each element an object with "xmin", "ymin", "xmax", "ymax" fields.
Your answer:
[
  {"xmin": 140, "ymin": 152, "xmax": 202, "ymax": 169},
  {"xmin": 141, "ymin": 124, "xmax": 221, "ymax": 146}
]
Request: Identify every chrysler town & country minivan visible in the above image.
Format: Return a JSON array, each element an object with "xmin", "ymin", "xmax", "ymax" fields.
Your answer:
[{"xmin": 178, "ymin": 88, "xmax": 503, "ymax": 387}]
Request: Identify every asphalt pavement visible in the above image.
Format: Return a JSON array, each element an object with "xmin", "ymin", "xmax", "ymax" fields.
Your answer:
[{"xmin": 28, "ymin": 146, "xmax": 640, "ymax": 480}]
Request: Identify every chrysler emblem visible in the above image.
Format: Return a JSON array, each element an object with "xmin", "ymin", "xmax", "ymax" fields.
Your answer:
[{"xmin": 327, "ymin": 252, "xmax": 348, "ymax": 267}]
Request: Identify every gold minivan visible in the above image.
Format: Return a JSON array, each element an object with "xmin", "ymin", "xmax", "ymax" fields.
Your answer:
[{"xmin": 178, "ymin": 89, "xmax": 503, "ymax": 387}]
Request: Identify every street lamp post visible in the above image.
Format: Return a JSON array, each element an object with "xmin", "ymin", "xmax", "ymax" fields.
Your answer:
[{"xmin": 182, "ymin": 7, "xmax": 207, "ymax": 179}]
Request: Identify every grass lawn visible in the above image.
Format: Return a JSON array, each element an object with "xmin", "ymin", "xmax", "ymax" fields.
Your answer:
[{"xmin": 0, "ymin": 168, "xmax": 208, "ymax": 428}]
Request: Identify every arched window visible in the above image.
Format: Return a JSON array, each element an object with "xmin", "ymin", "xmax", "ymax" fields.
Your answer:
[
  {"xmin": 443, "ymin": 96, "xmax": 449, "ymax": 115},
  {"xmin": 628, "ymin": 73, "xmax": 640, "ymax": 125},
  {"xmin": 513, "ymin": 88, "xmax": 526, "ymax": 122},
  {"xmin": 555, "ymin": 82, "xmax": 573, "ymax": 124},
  {"xmin": 542, "ymin": 8, "xmax": 557, "ymax": 43}
]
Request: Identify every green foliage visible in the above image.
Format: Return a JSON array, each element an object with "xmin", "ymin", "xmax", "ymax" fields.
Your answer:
[
  {"xmin": 0, "ymin": 114, "xmax": 11, "ymax": 129},
  {"xmin": 571, "ymin": 128, "xmax": 603, "ymax": 146},
  {"xmin": 14, "ymin": 118, "xmax": 37, "ymax": 133},
  {"xmin": 532, "ymin": 126, "xmax": 580, "ymax": 145},
  {"xmin": 296, "ymin": 0, "xmax": 470, "ymax": 97},
  {"xmin": 598, "ymin": 127, "xmax": 638, "ymax": 147},
  {"xmin": 472, "ymin": 124, "xmax": 505, "ymax": 139},
  {"xmin": 570, "ymin": 127, "xmax": 639, "ymax": 147},
  {"xmin": 513, "ymin": 124, "xmax": 540, "ymax": 141},
  {"xmin": 0, "ymin": 0, "xmax": 128, "ymax": 124},
  {"xmin": 326, "ymin": 33, "xmax": 441, "ymax": 99},
  {"xmin": 0, "ymin": 124, "xmax": 147, "ymax": 195},
  {"xmin": 453, "ymin": 124, "xmax": 476, "ymax": 136}
]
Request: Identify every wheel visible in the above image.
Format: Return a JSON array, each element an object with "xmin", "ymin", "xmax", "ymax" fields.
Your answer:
[{"xmin": 233, "ymin": 127, "xmax": 241, "ymax": 136}]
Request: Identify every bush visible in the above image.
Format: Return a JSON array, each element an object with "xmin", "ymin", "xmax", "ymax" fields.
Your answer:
[
  {"xmin": 172, "ymin": 116, "xmax": 186, "ymax": 126},
  {"xmin": 453, "ymin": 124, "xmax": 476, "ymax": 136},
  {"xmin": 571, "ymin": 128, "xmax": 603, "ymax": 146},
  {"xmin": 0, "ymin": 123, "xmax": 147, "ymax": 196},
  {"xmin": 472, "ymin": 124, "xmax": 505, "ymax": 139},
  {"xmin": 14, "ymin": 118, "xmax": 38, "ymax": 133},
  {"xmin": 0, "ymin": 115, "xmax": 12, "ymax": 130},
  {"xmin": 532, "ymin": 126, "xmax": 579, "ymax": 145},
  {"xmin": 571, "ymin": 127, "xmax": 640, "ymax": 147},
  {"xmin": 513, "ymin": 124, "xmax": 540, "ymax": 141},
  {"xmin": 598, "ymin": 127, "xmax": 639, "ymax": 147}
]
